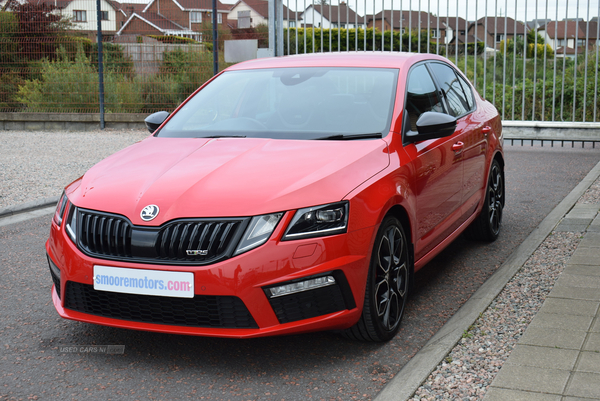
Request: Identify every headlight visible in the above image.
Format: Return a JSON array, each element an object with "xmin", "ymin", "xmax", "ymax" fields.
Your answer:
[
  {"xmin": 234, "ymin": 213, "xmax": 284, "ymax": 255},
  {"xmin": 282, "ymin": 201, "xmax": 348, "ymax": 240},
  {"xmin": 65, "ymin": 203, "xmax": 78, "ymax": 243},
  {"xmin": 53, "ymin": 192, "xmax": 68, "ymax": 226}
]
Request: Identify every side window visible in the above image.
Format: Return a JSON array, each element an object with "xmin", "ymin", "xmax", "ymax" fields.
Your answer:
[
  {"xmin": 405, "ymin": 64, "xmax": 444, "ymax": 131},
  {"xmin": 429, "ymin": 62, "xmax": 472, "ymax": 117},
  {"xmin": 457, "ymin": 74, "xmax": 475, "ymax": 111}
]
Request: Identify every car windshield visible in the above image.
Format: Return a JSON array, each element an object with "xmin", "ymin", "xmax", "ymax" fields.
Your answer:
[{"xmin": 156, "ymin": 67, "xmax": 399, "ymax": 140}]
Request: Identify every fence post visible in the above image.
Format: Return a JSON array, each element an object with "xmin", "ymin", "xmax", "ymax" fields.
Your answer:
[
  {"xmin": 95, "ymin": 0, "xmax": 105, "ymax": 129},
  {"xmin": 268, "ymin": 0, "xmax": 283, "ymax": 56},
  {"xmin": 212, "ymin": 0, "xmax": 218, "ymax": 75}
]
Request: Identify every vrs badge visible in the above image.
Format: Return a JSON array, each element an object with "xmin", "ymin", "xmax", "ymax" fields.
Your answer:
[
  {"xmin": 186, "ymin": 249, "xmax": 209, "ymax": 256},
  {"xmin": 140, "ymin": 205, "xmax": 159, "ymax": 221}
]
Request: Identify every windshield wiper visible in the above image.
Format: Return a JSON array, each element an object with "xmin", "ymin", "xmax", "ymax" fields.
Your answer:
[
  {"xmin": 200, "ymin": 135, "xmax": 247, "ymax": 138},
  {"xmin": 314, "ymin": 133, "xmax": 382, "ymax": 140}
]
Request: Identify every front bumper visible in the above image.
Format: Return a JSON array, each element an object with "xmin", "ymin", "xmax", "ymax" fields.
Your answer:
[{"xmin": 47, "ymin": 214, "xmax": 374, "ymax": 338}]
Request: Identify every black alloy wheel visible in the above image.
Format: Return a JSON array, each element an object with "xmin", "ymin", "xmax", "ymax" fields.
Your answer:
[
  {"xmin": 343, "ymin": 216, "xmax": 410, "ymax": 342},
  {"xmin": 465, "ymin": 159, "xmax": 504, "ymax": 241}
]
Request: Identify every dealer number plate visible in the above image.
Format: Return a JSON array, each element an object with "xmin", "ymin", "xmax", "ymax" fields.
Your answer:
[{"xmin": 93, "ymin": 265, "xmax": 194, "ymax": 298}]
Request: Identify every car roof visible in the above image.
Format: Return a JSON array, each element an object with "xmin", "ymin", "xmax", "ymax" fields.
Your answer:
[{"xmin": 225, "ymin": 51, "xmax": 448, "ymax": 71}]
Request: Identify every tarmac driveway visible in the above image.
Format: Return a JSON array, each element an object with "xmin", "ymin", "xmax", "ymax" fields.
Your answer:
[{"xmin": 1, "ymin": 143, "xmax": 600, "ymax": 400}]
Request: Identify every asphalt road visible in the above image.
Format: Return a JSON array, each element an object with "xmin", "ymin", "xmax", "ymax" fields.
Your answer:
[{"xmin": 2, "ymin": 143, "xmax": 600, "ymax": 401}]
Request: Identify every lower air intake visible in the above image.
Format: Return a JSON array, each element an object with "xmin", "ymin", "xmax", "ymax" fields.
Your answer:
[{"xmin": 64, "ymin": 281, "xmax": 258, "ymax": 329}]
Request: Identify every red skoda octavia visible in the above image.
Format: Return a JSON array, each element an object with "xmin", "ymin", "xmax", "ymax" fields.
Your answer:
[{"xmin": 47, "ymin": 52, "xmax": 504, "ymax": 342}]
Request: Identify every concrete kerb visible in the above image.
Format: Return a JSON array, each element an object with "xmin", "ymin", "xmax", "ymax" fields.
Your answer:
[
  {"xmin": 0, "ymin": 196, "xmax": 60, "ymax": 219},
  {"xmin": 374, "ymin": 159, "xmax": 600, "ymax": 401}
]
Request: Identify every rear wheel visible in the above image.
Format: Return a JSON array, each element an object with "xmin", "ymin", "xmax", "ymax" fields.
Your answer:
[
  {"xmin": 465, "ymin": 159, "xmax": 504, "ymax": 241},
  {"xmin": 343, "ymin": 216, "xmax": 410, "ymax": 342}
]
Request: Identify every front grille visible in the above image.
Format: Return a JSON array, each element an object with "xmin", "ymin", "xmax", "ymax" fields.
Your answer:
[
  {"xmin": 156, "ymin": 221, "xmax": 239, "ymax": 262},
  {"xmin": 80, "ymin": 210, "xmax": 132, "ymax": 257},
  {"xmin": 76, "ymin": 208, "xmax": 248, "ymax": 265},
  {"xmin": 64, "ymin": 281, "xmax": 258, "ymax": 329},
  {"xmin": 268, "ymin": 285, "xmax": 347, "ymax": 324}
]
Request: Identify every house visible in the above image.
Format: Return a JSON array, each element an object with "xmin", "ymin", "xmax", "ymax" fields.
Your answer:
[
  {"xmin": 538, "ymin": 20, "xmax": 600, "ymax": 56},
  {"xmin": 443, "ymin": 16, "xmax": 468, "ymax": 45},
  {"xmin": 301, "ymin": 2, "xmax": 365, "ymax": 29},
  {"xmin": 468, "ymin": 17, "xmax": 528, "ymax": 50},
  {"xmin": 117, "ymin": 0, "xmax": 229, "ymax": 41},
  {"xmin": 227, "ymin": 0, "xmax": 298, "ymax": 29},
  {"xmin": 527, "ymin": 18, "xmax": 551, "ymax": 30},
  {"xmin": 35, "ymin": 0, "xmax": 122, "ymax": 40},
  {"xmin": 367, "ymin": 10, "xmax": 447, "ymax": 43}
]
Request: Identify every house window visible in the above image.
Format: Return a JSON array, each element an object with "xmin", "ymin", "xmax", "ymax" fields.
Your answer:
[
  {"xmin": 289, "ymin": 20, "xmax": 296, "ymax": 28},
  {"xmin": 431, "ymin": 29, "xmax": 439, "ymax": 38},
  {"xmin": 74, "ymin": 10, "xmax": 86, "ymax": 22},
  {"xmin": 401, "ymin": 28, "xmax": 406, "ymax": 34},
  {"xmin": 191, "ymin": 11, "xmax": 202, "ymax": 23},
  {"xmin": 218, "ymin": 13, "xmax": 222, "ymax": 23},
  {"xmin": 459, "ymin": 30, "xmax": 465, "ymax": 35},
  {"xmin": 100, "ymin": 11, "xmax": 108, "ymax": 21},
  {"xmin": 496, "ymin": 34, "xmax": 504, "ymax": 42}
]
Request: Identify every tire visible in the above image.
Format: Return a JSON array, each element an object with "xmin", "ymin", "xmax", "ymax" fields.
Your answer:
[
  {"xmin": 465, "ymin": 159, "xmax": 504, "ymax": 241},
  {"xmin": 343, "ymin": 216, "xmax": 410, "ymax": 342}
]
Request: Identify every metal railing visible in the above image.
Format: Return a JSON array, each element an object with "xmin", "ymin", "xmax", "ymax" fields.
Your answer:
[
  {"xmin": 276, "ymin": 0, "xmax": 600, "ymax": 124},
  {"xmin": 1, "ymin": 0, "xmax": 599, "ymax": 125}
]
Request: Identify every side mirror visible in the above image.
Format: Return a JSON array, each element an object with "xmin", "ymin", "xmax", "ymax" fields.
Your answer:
[
  {"xmin": 405, "ymin": 111, "xmax": 457, "ymax": 143},
  {"xmin": 144, "ymin": 111, "xmax": 170, "ymax": 133}
]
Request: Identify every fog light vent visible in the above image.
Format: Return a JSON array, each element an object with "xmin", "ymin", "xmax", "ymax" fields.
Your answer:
[
  {"xmin": 267, "ymin": 276, "xmax": 336, "ymax": 298},
  {"xmin": 264, "ymin": 275, "xmax": 348, "ymax": 324}
]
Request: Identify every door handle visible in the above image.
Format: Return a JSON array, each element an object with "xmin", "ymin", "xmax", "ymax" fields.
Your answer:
[
  {"xmin": 452, "ymin": 142, "xmax": 464, "ymax": 153},
  {"xmin": 482, "ymin": 126, "xmax": 492, "ymax": 136}
]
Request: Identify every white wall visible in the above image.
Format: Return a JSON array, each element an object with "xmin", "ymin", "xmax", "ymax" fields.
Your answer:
[
  {"xmin": 63, "ymin": 0, "xmax": 117, "ymax": 32},
  {"xmin": 301, "ymin": 6, "xmax": 330, "ymax": 29},
  {"xmin": 227, "ymin": 3, "xmax": 267, "ymax": 27}
]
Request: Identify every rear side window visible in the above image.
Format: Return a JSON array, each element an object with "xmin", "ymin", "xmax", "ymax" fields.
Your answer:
[
  {"xmin": 429, "ymin": 62, "xmax": 473, "ymax": 118},
  {"xmin": 405, "ymin": 64, "xmax": 444, "ymax": 130}
]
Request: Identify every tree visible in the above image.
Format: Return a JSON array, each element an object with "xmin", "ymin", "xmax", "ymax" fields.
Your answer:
[{"xmin": 2, "ymin": 0, "xmax": 71, "ymax": 61}]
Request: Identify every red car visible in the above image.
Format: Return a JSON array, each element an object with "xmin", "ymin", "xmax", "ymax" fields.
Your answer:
[{"xmin": 47, "ymin": 52, "xmax": 503, "ymax": 342}]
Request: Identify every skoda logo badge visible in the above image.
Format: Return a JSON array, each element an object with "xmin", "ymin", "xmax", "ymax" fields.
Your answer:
[{"xmin": 140, "ymin": 205, "xmax": 159, "ymax": 221}]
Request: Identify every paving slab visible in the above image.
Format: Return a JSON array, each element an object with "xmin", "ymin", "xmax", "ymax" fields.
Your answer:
[
  {"xmin": 528, "ymin": 312, "xmax": 593, "ymax": 331},
  {"xmin": 564, "ymin": 372, "xmax": 600, "ymax": 398},
  {"xmin": 582, "ymin": 230, "xmax": 600, "ymax": 239},
  {"xmin": 578, "ymin": 231, "xmax": 600, "ymax": 246},
  {"xmin": 538, "ymin": 298, "xmax": 599, "ymax": 316},
  {"xmin": 565, "ymin": 204, "xmax": 600, "ymax": 219},
  {"xmin": 568, "ymin": 247, "xmax": 600, "ymax": 265},
  {"xmin": 576, "ymin": 351, "xmax": 600, "ymax": 373},
  {"xmin": 518, "ymin": 326, "xmax": 587, "ymax": 349},
  {"xmin": 583, "ymin": 332, "xmax": 600, "ymax": 352},
  {"xmin": 555, "ymin": 223, "xmax": 590, "ymax": 232},
  {"xmin": 548, "ymin": 285, "xmax": 600, "ymax": 301},
  {"xmin": 554, "ymin": 273, "xmax": 600, "ymax": 289},
  {"xmin": 503, "ymin": 344, "xmax": 579, "ymax": 370},
  {"xmin": 484, "ymin": 387, "xmax": 561, "ymax": 401},
  {"xmin": 562, "ymin": 264, "xmax": 600, "ymax": 276},
  {"xmin": 490, "ymin": 365, "xmax": 570, "ymax": 394}
]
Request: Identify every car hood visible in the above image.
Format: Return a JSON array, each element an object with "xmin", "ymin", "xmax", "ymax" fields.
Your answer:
[{"xmin": 69, "ymin": 137, "xmax": 389, "ymax": 225}]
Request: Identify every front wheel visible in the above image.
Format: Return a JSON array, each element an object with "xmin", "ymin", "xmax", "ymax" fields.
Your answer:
[
  {"xmin": 465, "ymin": 159, "xmax": 504, "ymax": 241},
  {"xmin": 343, "ymin": 216, "xmax": 410, "ymax": 342}
]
